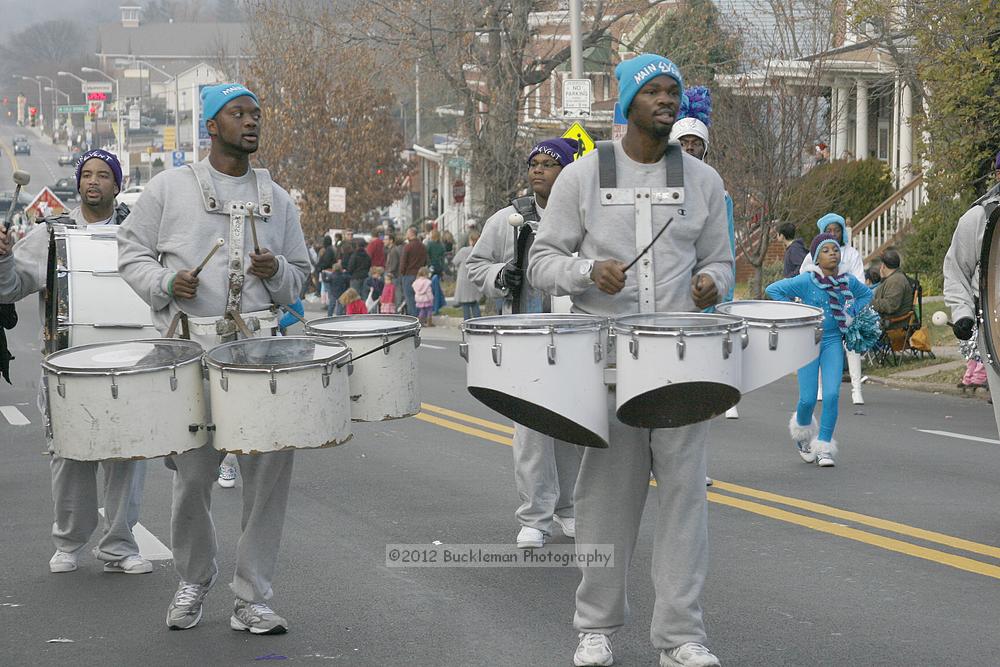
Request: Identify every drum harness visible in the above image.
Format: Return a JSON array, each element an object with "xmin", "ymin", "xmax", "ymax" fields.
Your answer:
[
  {"xmin": 509, "ymin": 195, "xmax": 543, "ymax": 315},
  {"xmin": 165, "ymin": 161, "xmax": 278, "ymax": 343}
]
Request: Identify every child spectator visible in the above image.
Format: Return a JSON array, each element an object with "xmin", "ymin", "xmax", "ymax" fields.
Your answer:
[
  {"xmin": 339, "ymin": 287, "xmax": 368, "ymax": 315},
  {"xmin": 380, "ymin": 273, "xmax": 397, "ymax": 314},
  {"xmin": 412, "ymin": 267, "xmax": 434, "ymax": 327},
  {"xmin": 364, "ymin": 266, "xmax": 385, "ymax": 302}
]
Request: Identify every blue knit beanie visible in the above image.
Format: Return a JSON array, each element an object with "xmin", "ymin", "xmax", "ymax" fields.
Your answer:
[
  {"xmin": 201, "ymin": 83, "xmax": 259, "ymax": 121},
  {"xmin": 615, "ymin": 54, "xmax": 684, "ymax": 118},
  {"xmin": 815, "ymin": 212, "xmax": 847, "ymax": 242},
  {"xmin": 75, "ymin": 149, "xmax": 122, "ymax": 191}
]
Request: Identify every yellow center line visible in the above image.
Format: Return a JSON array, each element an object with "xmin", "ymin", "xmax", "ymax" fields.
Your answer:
[
  {"xmin": 414, "ymin": 403, "xmax": 1000, "ymax": 577},
  {"xmin": 712, "ymin": 480, "xmax": 1000, "ymax": 560},
  {"xmin": 709, "ymin": 492, "xmax": 1000, "ymax": 581}
]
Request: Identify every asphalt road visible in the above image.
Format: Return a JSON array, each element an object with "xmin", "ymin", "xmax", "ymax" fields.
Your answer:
[
  {"xmin": 2, "ymin": 121, "xmax": 1000, "ymax": 664},
  {"xmin": 0, "ymin": 120, "xmax": 76, "ymax": 204}
]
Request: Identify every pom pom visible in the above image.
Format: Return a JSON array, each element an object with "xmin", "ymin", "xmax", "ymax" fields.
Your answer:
[
  {"xmin": 678, "ymin": 86, "xmax": 712, "ymax": 127},
  {"xmin": 844, "ymin": 306, "xmax": 882, "ymax": 353}
]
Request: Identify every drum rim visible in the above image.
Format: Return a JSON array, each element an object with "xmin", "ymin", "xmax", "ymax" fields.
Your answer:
[
  {"xmin": 305, "ymin": 314, "xmax": 420, "ymax": 337},
  {"xmin": 612, "ymin": 312, "xmax": 747, "ymax": 335},
  {"xmin": 204, "ymin": 335, "xmax": 351, "ymax": 372},
  {"xmin": 462, "ymin": 313, "xmax": 607, "ymax": 334},
  {"xmin": 716, "ymin": 300, "xmax": 824, "ymax": 327},
  {"xmin": 41, "ymin": 338, "xmax": 204, "ymax": 376}
]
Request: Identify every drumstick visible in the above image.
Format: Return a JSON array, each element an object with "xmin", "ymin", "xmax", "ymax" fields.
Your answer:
[
  {"xmin": 623, "ymin": 216, "xmax": 674, "ymax": 272},
  {"xmin": 192, "ymin": 238, "xmax": 225, "ymax": 277},
  {"xmin": 247, "ymin": 202, "xmax": 261, "ymax": 255}
]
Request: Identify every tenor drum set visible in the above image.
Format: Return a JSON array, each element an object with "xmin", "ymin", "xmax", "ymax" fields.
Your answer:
[
  {"xmin": 40, "ymin": 221, "xmax": 423, "ymax": 462},
  {"xmin": 459, "ymin": 303, "xmax": 824, "ymax": 449}
]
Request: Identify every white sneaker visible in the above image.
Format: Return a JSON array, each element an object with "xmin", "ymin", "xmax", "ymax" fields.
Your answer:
[
  {"xmin": 553, "ymin": 515, "xmax": 576, "ymax": 538},
  {"xmin": 574, "ymin": 632, "xmax": 613, "ymax": 666},
  {"xmin": 817, "ymin": 453, "xmax": 836, "ymax": 467},
  {"xmin": 660, "ymin": 642, "xmax": 720, "ymax": 667},
  {"xmin": 705, "ymin": 477, "xmax": 714, "ymax": 487},
  {"xmin": 218, "ymin": 463, "xmax": 237, "ymax": 488},
  {"xmin": 516, "ymin": 526, "xmax": 545, "ymax": 549},
  {"xmin": 104, "ymin": 554, "xmax": 153, "ymax": 574},
  {"xmin": 851, "ymin": 387, "xmax": 864, "ymax": 405},
  {"xmin": 725, "ymin": 407, "xmax": 739, "ymax": 419},
  {"xmin": 49, "ymin": 550, "xmax": 78, "ymax": 573}
]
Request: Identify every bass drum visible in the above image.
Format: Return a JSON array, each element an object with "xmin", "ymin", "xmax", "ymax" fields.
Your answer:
[{"xmin": 977, "ymin": 195, "xmax": 1000, "ymax": 374}]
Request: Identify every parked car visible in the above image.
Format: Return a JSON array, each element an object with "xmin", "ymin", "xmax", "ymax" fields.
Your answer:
[
  {"xmin": 0, "ymin": 189, "xmax": 33, "ymax": 218},
  {"xmin": 117, "ymin": 185, "xmax": 145, "ymax": 207},
  {"xmin": 13, "ymin": 137, "xmax": 30, "ymax": 155},
  {"xmin": 49, "ymin": 178, "xmax": 78, "ymax": 202},
  {"xmin": 57, "ymin": 152, "xmax": 81, "ymax": 166}
]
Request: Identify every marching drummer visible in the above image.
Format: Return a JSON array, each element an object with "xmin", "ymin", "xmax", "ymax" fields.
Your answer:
[
  {"xmin": 118, "ymin": 83, "xmax": 311, "ymax": 635},
  {"xmin": 466, "ymin": 138, "xmax": 584, "ymax": 550},
  {"xmin": 528, "ymin": 54, "xmax": 733, "ymax": 667},
  {"xmin": 0, "ymin": 150, "xmax": 152, "ymax": 576}
]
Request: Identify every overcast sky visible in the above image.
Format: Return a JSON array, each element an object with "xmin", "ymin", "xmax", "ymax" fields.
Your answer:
[{"xmin": 0, "ymin": 0, "xmax": 124, "ymax": 35}]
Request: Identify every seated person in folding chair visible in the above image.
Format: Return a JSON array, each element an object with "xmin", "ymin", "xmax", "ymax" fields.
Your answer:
[{"xmin": 870, "ymin": 249, "xmax": 914, "ymax": 353}]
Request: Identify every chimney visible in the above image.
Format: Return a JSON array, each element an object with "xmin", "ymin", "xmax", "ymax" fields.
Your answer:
[{"xmin": 120, "ymin": 5, "xmax": 142, "ymax": 28}]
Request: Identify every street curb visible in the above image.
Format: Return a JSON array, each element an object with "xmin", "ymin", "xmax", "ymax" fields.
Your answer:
[{"xmin": 866, "ymin": 373, "xmax": 992, "ymax": 399}]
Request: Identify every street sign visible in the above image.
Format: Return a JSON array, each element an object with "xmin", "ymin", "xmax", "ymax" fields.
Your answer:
[
  {"xmin": 81, "ymin": 82, "xmax": 114, "ymax": 95},
  {"xmin": 25, "ymin": 187, "xmax": 67, "ymax": 220},
  {"xmin": 163, "ymin": 127, "xmax": 177, "ymax": 151},
  {"xmin": 172, "ymin": 150, "xmax": 186, "ymax": 167},
  {"xmin": 612, "ymin": 102, "xmax": 628, "ymax": 141},
  {"xmin": 128, "ymin": 105, "xmax": 140, "ymax": 130},
  {"xmin": 328, "ymin": 186, "xmax": 346, "ymax": 213},
  {"xmin": 58, "ymin": 105, "xmax": 89, "ymax": 114},
  {"xmin": 562, "ymin": 78, "xmax": 592, "ymax": 117},
  {"xmin": 562, "ymin": 122, "xmax": 595, "ymax": 158}
]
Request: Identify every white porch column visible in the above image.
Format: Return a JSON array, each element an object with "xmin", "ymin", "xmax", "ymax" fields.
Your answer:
[
  {"xmin": 855, "ymin": 80, "xmax": 869, "ymax": 160},
  {"xmin": 900, "ymin": 82, "xmax": 913, "ymax": 183},
  {"xmin": 834, "ymin": 79, "xmax": 850, "ymax": 160},
  {"xmin": 829, "ymin": 86, "xmax": 839, "ymax": 157}
]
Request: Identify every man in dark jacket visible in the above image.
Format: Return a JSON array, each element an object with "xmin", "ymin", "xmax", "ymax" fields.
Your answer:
[
  {"xmin": 347, "ymin": 238, "xmax": 371, "ymax": 296},
  {"xmin": 779, "ymin": 222, "xmax": 808, "ymax": 277},
  {"xmin": 871, "ymin": 248, "xmax": 913, "ymax": 329}
]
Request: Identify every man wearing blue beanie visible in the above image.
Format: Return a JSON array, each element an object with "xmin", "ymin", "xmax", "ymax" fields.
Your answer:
[
  {"xmin": 118, "ymin": 84, "xmax": 311, "ymax": 636},
  {"xmin": 528, "ymin": 54, "xmax": 730, "ymax": 667},
  {"xmin": 466, "ymin": 138, "xmax": 583, "ymax": 554}
]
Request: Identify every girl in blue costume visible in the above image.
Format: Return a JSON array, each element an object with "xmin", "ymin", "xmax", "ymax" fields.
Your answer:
[{"xmin": 765, "ymin": 231, "xmax": 872, "ymax": 467}]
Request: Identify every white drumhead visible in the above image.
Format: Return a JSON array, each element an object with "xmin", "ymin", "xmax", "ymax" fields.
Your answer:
[
  {"xmin": 206, "ymin": 336, "xmax": 350, "ymax": 370},
  {"xmin": 307, "ymin": 315, "xmax": 419, "ymax": 337},
  {"xmin": 463, "ymin": 313, "xmax": 606, "ymax": 333},
  {"xmin": 717, "ymin": 300, "xmax": 823, "ymax": 323},
  {"xmin": 43, "ymin": 339, "xmax": 203, "ymax": 373},
  {"xmin": 613, "ymin": 312, "xmax": 743, "ymax": 333}
]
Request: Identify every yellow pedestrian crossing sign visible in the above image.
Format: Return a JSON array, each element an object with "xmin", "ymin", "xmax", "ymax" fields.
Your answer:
[{"xmin": 562, "ymin": 122, "xmax": 595, "ymax": 159}]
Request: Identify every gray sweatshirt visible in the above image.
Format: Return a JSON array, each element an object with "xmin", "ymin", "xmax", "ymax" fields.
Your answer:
[
  {"xmin": 943, "ymin": 202, "xmax": 989, "ymax": 323},
  {"xmin": 527, "ymin": 141, "xmax": 733, "ymax": 316},
  {"xmin": 117, "ymin": 160, "xmax": 310, "ymax": 334}
]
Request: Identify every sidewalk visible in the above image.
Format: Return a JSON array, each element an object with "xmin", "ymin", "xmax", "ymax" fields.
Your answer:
[{"xmin": 866, "ymin": 345, "xmax": 991, "ymax": 399}]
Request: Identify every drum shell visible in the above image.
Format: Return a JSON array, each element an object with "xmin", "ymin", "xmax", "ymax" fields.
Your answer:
[
  {"xmin": 305, "ymin": 315, "xmax": 420, "ymax": 422},
  {"xmin": 614, "ymin": 314, "xmax": 743, "ymax": 428},
  {"xmin": 715, "ymin": 301, "xmax": 823, "ymax": 393},
  {"xmin": 206, "ymin": 357, "xmax": 352, "ymax": 454},
  {"xmin": 462, "ymin": 315, "xmax": 609, "ymax": 448},
  {"xmin": 44, "ymin": 359, "xmax": 207, "ymax": 461}
]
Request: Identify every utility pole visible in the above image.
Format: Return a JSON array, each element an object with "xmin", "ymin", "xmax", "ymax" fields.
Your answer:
[
  {"xmin": 414, "ymin": 60, "xmax": 421, "ymax": 145},
  {"xmin": 569, "ymin": 0, "xmax": 584, "ymax": 78}
]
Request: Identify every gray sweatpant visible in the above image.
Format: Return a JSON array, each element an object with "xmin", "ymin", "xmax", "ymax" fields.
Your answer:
[
  {"xmin": 168, "ymin": 443, "xmax": 294, "ymax": 603},
  {"xmin": 513, "ymin": 425, "xmax": 582, "ymax": 533},
  {"xmin": 50, "ymin": 456, "xmax": 146, "ymax": 561},
  {"xmin": 573, "ymin": 396, "xmax": 710, "ymax": 651}
]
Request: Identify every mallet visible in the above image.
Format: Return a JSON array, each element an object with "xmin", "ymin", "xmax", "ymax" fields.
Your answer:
[
  {"xmin": 247, "ymin": 202, "xmax": 261, "ymax": 255},
  {"xmin": 3, "ymin": 170, "xmax": 30, "ymax": 231},
  {"xmin": 192, "ymin": 238, "xmax": 225, "ymax": 277}
]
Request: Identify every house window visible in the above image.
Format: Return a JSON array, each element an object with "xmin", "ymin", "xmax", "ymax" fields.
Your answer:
[{"xmin": 877, "ymin": 119, "xmax": 890, "ymax": 161}]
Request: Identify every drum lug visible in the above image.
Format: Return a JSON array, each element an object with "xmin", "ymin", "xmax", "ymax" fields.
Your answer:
[
  {"xmin": 383, "ymin": 333, "xmax": 391, "ymax": 355},
  {"xmin": 547, "ymin": 343, "xmax": 557, "ymax": 365},
  {"xmin": 269, "ymin": 371, "xmax": 278, "ymax": 395},
  {"xmin": 677, "ymin": 332, "xmax": 686, "ymax": 360},
  {"xmin": 629, "ymin": 335, "xmax": 639, "ymax": 359},
  {"xmin": 110, "ymin": 376, "xmax": 119, "ymax": 399},
  {"xmin": 491, "ymin": 343, "xmax": 502, "ymax": 366},
  {"xmin": 814, "ymin": 325, "xmax": 822, "ymax": 345},
  {"xmin": 769, "ymin": 324, "xmax": 779, "ymax": 351},
  {"xmin": 722, "ymin": 332, "xmax": 733, "ymax": 360},
  {"xmin": 56, "ymin": 375, "xmax": 66, "ymax": 398},
  {"xmin": 170, "ymin": 366, "xmax": 178, "ymax": 391},
  {"xmin": 593, "ymin": 341, "xmax": 603, "ymax": 363},
  {"xmin": 219, "ymin": 370, "xmax": 229, "ymax": 392},
  {"xmin": 322, "ymin": 372, "xmax": 330, "ymax": 388},
  {"xmin": 414, "ymin": 333, "xmax": 421, "ymax": 349},
  {"xmin": 459, "ymin": 342, "xmax": 468, "ymax": 361},
  {"xmin": 741, "ymin": 330, "xmax": 749, "ymax": 349}
]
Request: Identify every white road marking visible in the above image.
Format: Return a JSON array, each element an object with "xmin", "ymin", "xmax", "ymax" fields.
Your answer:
[
  {"xmin": 98, "ymin": 507, "xmax": 173, "ymax": 561},
  {"xmin": 914, "ymin": 428, "xmax": 1000, "ymax": 445},
  {"xmin": 420, "ymin": 343, "xmax": 446, "ymax": 350},
  {"xmin": 0, "ymin": 405, "xmax": 30, "ymax": 426}
]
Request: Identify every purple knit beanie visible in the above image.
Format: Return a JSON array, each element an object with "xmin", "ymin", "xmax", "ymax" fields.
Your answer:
[{"xmin": 809, "ymin": 232, "xmax": 840, "ymax": 260}]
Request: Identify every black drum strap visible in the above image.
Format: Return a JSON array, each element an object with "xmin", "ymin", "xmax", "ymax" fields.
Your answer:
[{"xmin": 44, "ymin": 224, "xmax": 58, "ymax": 355}]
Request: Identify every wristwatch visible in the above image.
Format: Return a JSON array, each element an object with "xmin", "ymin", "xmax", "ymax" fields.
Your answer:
[{"xmin": 579, "ymin": 259, "xmax": 595, "ymax": 282}]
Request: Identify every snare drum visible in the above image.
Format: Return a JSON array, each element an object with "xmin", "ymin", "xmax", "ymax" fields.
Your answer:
[
  {"xmin": 305, "ymin": 315, "xmax": 421, "ymax": 421},
  {"xmin": 41, "ymin": 339, "xmax": 207, "ymax": 460},
  {"xmin": 613, "ymin": 313, "xmax": 746, "ymax": 428},
  {"xmin": 47, "ymin": 226, "xmax": 157, "ymax": 351},
  {"xmin": 205, "ymin": 337, "xmax": 352, "ymax": 454},
  {"xmin": 715, "ymin": 301, "xmax": 823, "ymax": 393},
  {"xmin": 460, "ymin": 314, "xmax": 609, "ymax": 448}
]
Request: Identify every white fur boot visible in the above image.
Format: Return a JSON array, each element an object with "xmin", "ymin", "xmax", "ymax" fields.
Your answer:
[
  {"xmin": 848, "ymin": 351, "xmax": 864, "ymax": 404},
  {"xmin": 789, "ymin": 414, "xmax": 819, "ymax": 463},
  {"xmin": 812, "ymin": 437, "xmax": 838, "ymax": 467}
]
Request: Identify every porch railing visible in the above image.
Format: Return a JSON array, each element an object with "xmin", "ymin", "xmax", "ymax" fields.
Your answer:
[{"xmin": 852, "ymin": 174, "xmax": 925, "ymax": 261}]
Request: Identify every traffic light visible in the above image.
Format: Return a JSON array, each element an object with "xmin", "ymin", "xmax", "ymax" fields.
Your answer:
[
  {"xmin": 375, "ymin": 168, "xmax": 384, "ymax": 176},
  {"xmin": 89, "ymin": 106, "xmax": 97, "ymax": 122},
  {"xmin": 28, "ymin": 106, "xmax": 37, "ymax": 127}
]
